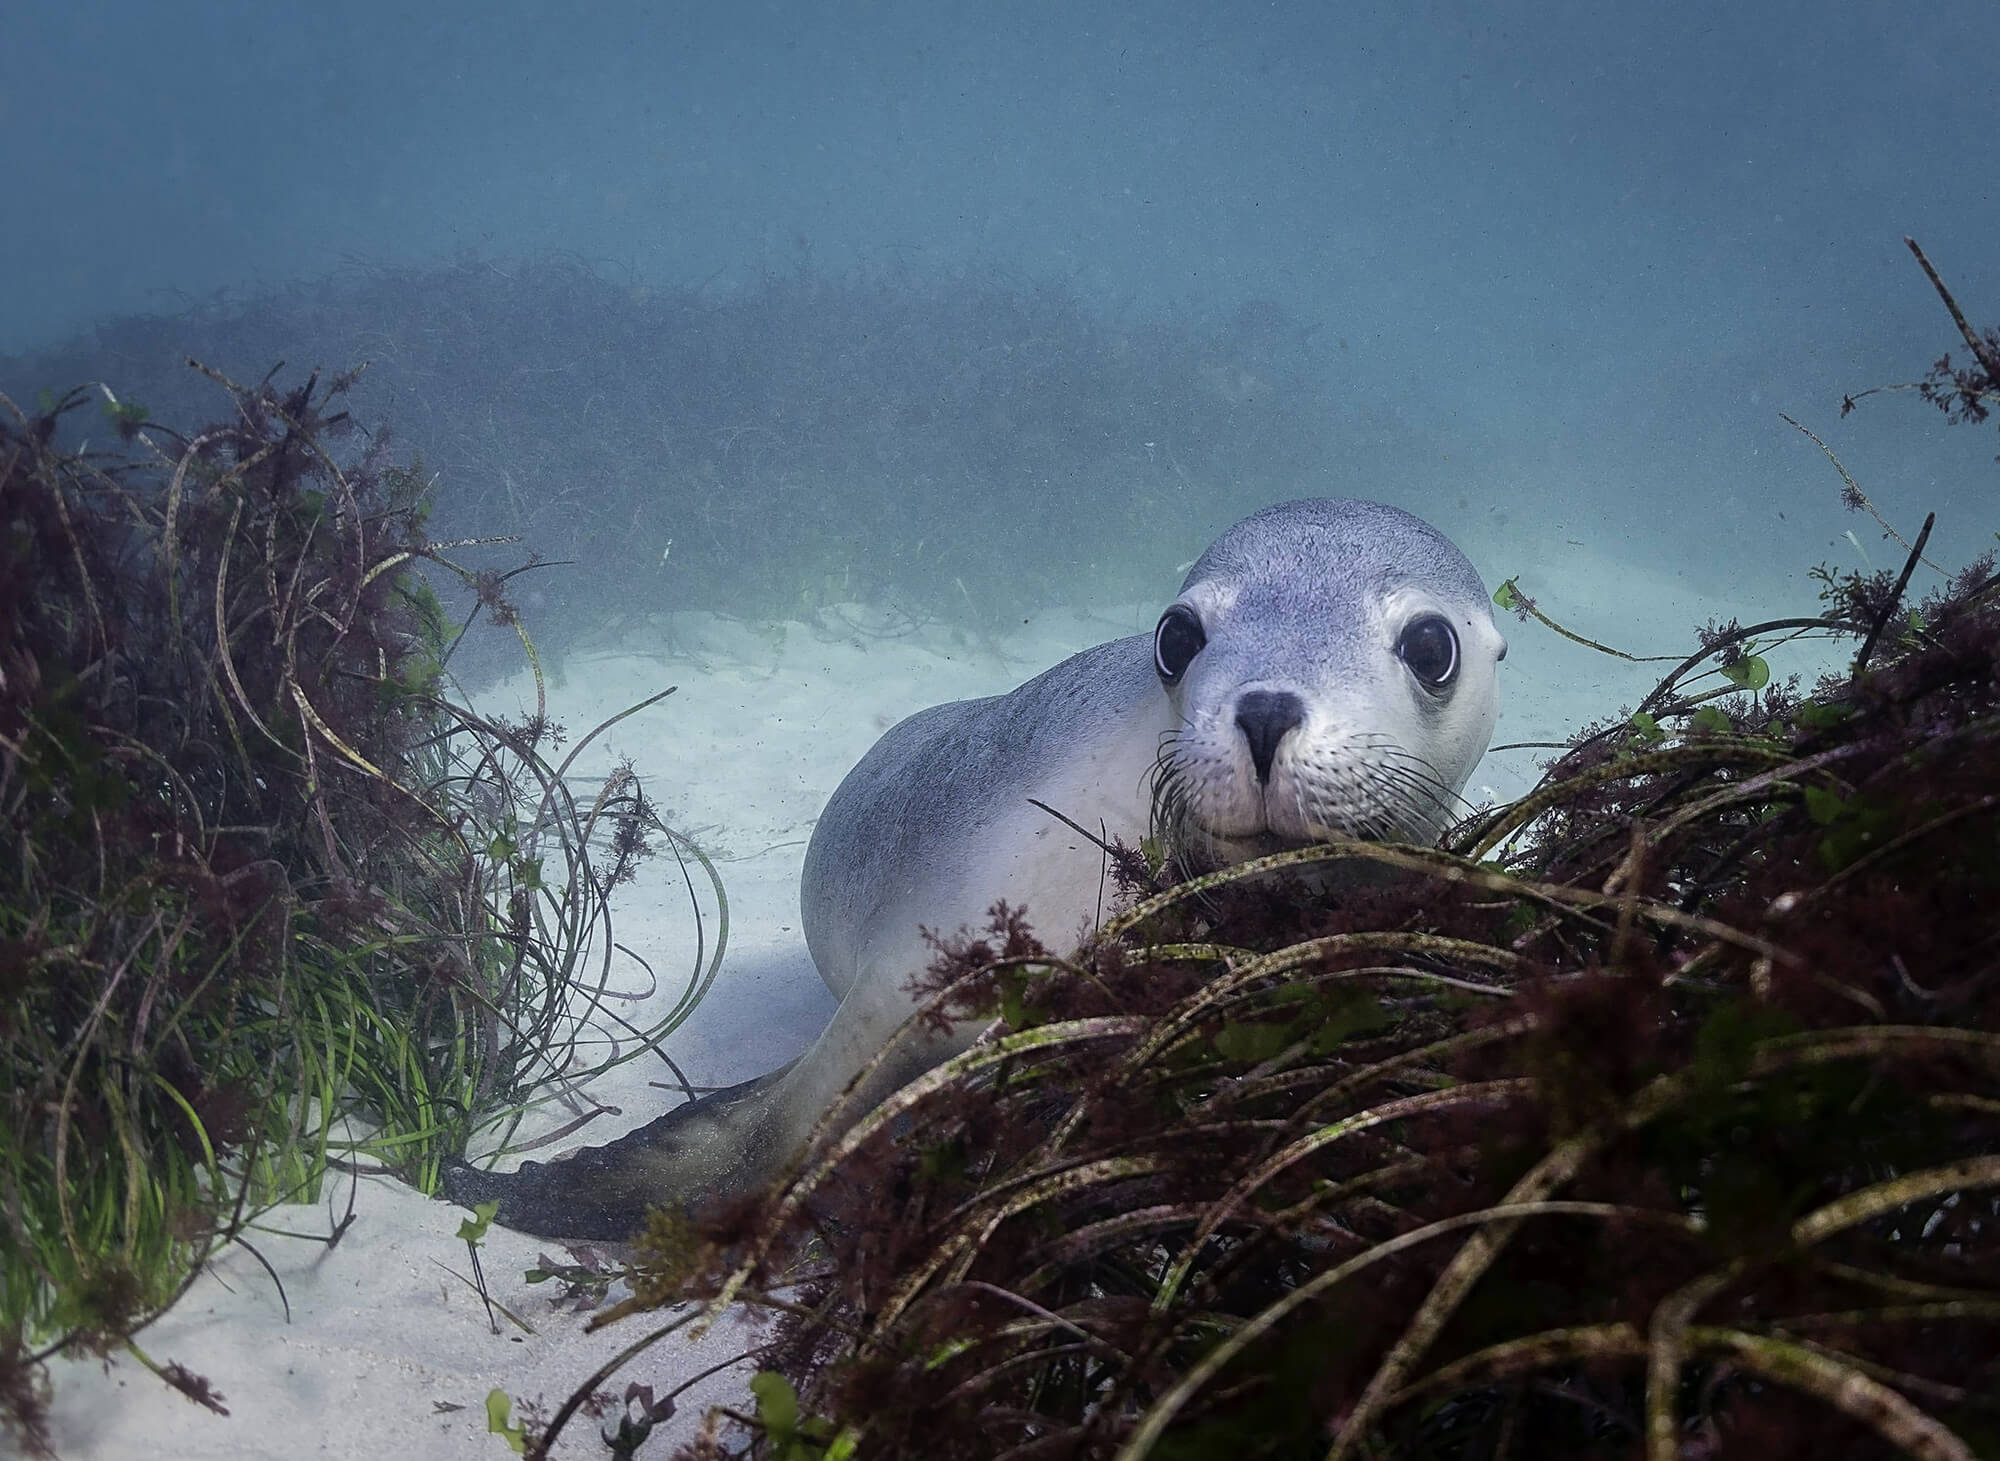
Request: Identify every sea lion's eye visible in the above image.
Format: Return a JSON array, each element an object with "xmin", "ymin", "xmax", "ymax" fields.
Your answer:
[
  {"xmin": 1398, "ymin": 614, "xmax": 1459, "ymax": 689},
  {"xmin": 1153, "ymin": 604, "xmax": 1206, "ymax": 684}
]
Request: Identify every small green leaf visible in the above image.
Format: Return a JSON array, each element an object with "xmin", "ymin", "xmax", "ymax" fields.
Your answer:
[
  {"xmin": 1803, "ymin": 788, "xmax": 1891, "ymax": 870},
  {"xmin": 457, "ymin": 1199, "xmax": 499, "ymax": 1244},
  {"xmin": 1720, "ymin": 654, "xmax": 1770, "ymax": 691},
  {"xmin": 996, "ymin": 968, "xmax": 1049, "ymax": 1029},
  {"xmin": 486, "ymin": 1390, "xmax": 527, "ymax": 1454},
  {"xmin": 1306, "ymin": 992, "xmax": 1392, "ymax": 1053},
  {"xmin": 1213, "ymin": 1021, "xmax": 1294, "ymax": 1063},
  {"xmin": 1493, "ymin": 579, "xmax": 1520, "ymax": 610},
  {"xmin": 1794, "ymin": 700, "xmax": 1848, "ymax": 732},
  {"xmin": 1689, "ymin": 706, "xmax": 1732, "ymax": 734},
  {"xmin": 1629, "ymin": 711, "xmax": 1664, "ymax": 744},
  {"xmin": 751, "ymin": 1370, "xmax": 800, "ymax": 1436}
]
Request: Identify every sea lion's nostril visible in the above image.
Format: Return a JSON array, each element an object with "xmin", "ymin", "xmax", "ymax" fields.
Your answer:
[{"xmin": 1235, "ymin": 690, "xmax": 1305, "ymax": 784}]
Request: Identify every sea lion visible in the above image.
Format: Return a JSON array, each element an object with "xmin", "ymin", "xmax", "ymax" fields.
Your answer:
[{"xmin": 444, "ymin": 497, "xmax": 1506, "ymax": 1238}]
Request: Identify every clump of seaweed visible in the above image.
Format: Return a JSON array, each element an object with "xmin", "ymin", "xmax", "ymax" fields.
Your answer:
[
  {"xmin": 1846, "ymin": 238, "xmax": 2000, "ymax": 454},
  {"xmin": 538, "ymin": 249, "xmax": 2000, "ymax": 1461},
  {"xmin": 0, "ymin": 365, "xmax": 709, "ymax": 1454}
]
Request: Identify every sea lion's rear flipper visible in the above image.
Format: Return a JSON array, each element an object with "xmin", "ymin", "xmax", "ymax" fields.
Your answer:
[{"xmin": 439, "ymin": 1061, "xmax": 797, "ymax": 1241}]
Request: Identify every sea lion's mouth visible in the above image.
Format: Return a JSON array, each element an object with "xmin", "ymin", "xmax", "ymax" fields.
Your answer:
[
  {"xmin": 1187, "ymin": 825, "xmax": 1318, "ymax": 868},
  {"xmin": 1150, "ymin": 733, "xmax": 1460, "ymax": 866}
]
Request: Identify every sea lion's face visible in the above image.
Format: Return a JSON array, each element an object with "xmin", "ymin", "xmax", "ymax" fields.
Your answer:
[{"xmin": 1148, "ymin": 499, "xmax": 1505, "ymax": 863}]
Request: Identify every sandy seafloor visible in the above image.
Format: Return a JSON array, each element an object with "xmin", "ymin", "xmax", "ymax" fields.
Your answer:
[{"xmin": 38, "ymin": 531, "xmax": 1848, "ymax": 1461}]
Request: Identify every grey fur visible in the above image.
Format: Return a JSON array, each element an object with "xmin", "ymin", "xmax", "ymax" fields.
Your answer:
[{"xmin": 442, "ymin": 498, "xmax": 1504, "ymax": 1238}]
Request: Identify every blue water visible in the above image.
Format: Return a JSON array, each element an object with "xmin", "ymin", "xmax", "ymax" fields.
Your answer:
[{"xmin": 6, "ymin": 0, "xmax": 1996, "ymax": 581}]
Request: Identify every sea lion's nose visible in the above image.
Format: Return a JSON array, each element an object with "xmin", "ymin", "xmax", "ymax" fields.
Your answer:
[{"xmin": 1235, "ymin": 690, "xmax": 1305, "ymax": 784}]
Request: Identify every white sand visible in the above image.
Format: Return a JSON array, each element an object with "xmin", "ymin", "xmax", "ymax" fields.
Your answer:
[{"xmin": 38, "ymin": 544, "xmax": 1841, "ymax": 1460}]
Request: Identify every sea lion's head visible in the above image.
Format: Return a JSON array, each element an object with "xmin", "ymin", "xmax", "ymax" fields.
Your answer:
[{"xmin": 1149, "ymin": 497, "xmax": 1505, "ymax": 865}]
